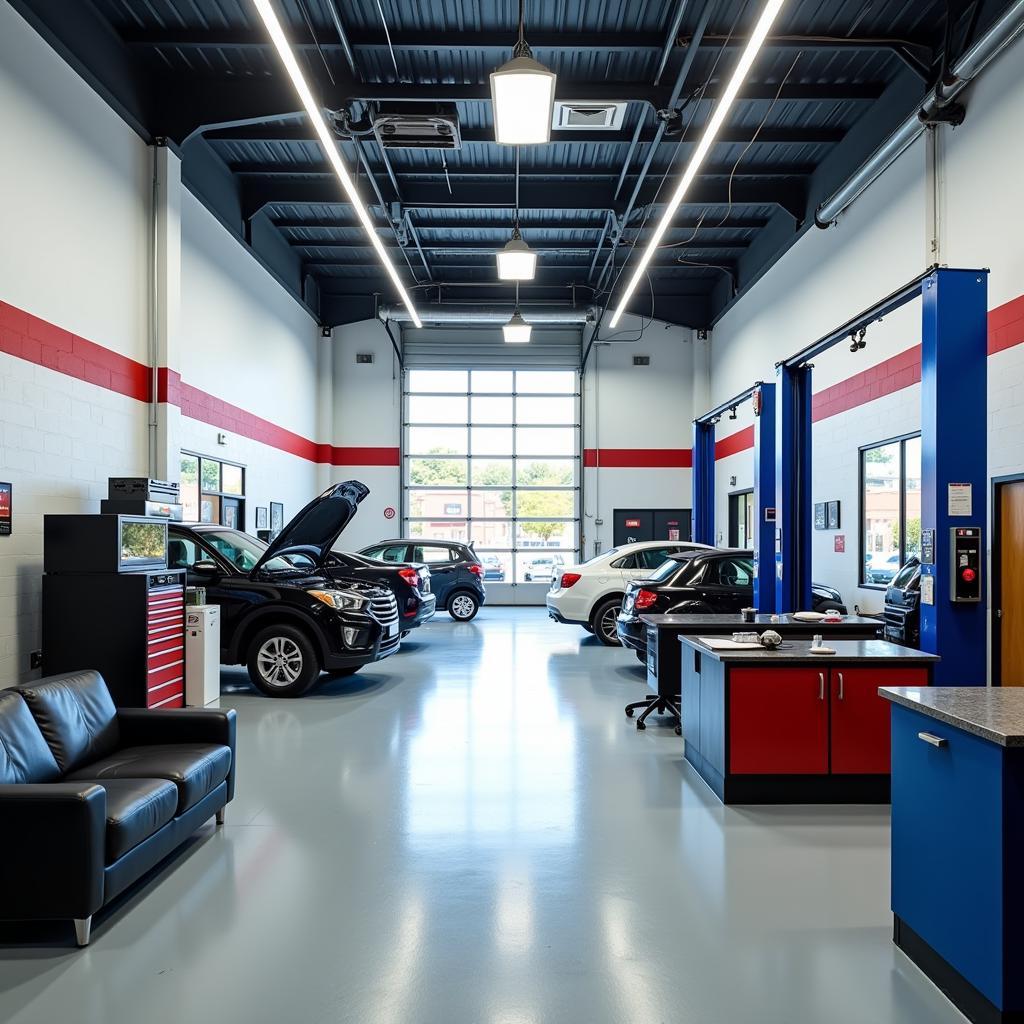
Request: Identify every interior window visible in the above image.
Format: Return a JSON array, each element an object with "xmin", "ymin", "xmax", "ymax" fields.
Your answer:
[{"xmin": 416, "ymin": 546, "xmax": 453, "ymax": 564}]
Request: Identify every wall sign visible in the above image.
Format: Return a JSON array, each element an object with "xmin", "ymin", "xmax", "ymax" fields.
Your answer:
[
  {"xmin": 256, "ymin": 506, "xmax": 268, "ymax": 530},
  {"xmin": 384, "ymin": 506, "xmax": 396, "ymax": 520},
  {"xmin": 921, "ymin": 574, "xmax": 935, "ymax": 606},
  {"xmin": 814, "ymin": 503, "xmax": 826, "ymax": 530},
  {"xmin": 921, "ymin": 528, "xmax": 935, "ymax": 565},
  {"xmin": 625, "ymin": 518, "xmax": 641, "ymax": 528},
  {"xmin": 764, "ymin": 508, "xmax": 776, "ymax": 522},
  {"xmin": 827, "ymin": 500, "xmax": 841, "ymax": 530},
  {"xmin": 270, "ymin": 502, "xmax": 284, "ymax": 533},
  {"xmin": 0, "ymin": 482, "xmax": 10, "ymax": 536},
  {"xmin": 834, "ymin": 534, "xmax": 846, "ymax": 553},
  {"xmin": 948, "ymin": 483, "xmax": 973, "ymax": 517}
]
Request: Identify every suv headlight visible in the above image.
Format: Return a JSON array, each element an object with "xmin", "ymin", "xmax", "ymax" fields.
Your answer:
[{"xmin": 308, "ymin": 589, "xmax": 366, "ymax": 611}]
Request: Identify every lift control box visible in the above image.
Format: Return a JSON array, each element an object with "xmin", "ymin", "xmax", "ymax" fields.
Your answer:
[{"xmin": 950, "ymin": 527, "xmax": 982, "ymax": 603}]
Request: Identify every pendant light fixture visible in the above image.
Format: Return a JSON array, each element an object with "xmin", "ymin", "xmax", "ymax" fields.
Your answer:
[
  {"xmin": 608, "ymin": 0, "xmax": 787, "ymax": 328},
  {"xmin": 497, "ymin": 149, "xmax": 537, "ymax": 280},
  {"xmin": 489, "ymin": 0, "xmax": 557, "ymax": 145},
  {"xmin": 504, "ymin": 284, "xmax": 532, "ymax": 343}
]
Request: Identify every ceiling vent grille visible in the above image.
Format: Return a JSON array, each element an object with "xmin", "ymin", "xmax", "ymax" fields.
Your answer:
[
  {"xmin": 372, "ymin": 106, "xmax": 461, "ymax": 149},
  {"xmin": 633, "ymin": 355, "xmax": 651, "ymax": 366},
  {"xmin": 552, "ymin": 101, "xmax": 627, "ymax": 131}
]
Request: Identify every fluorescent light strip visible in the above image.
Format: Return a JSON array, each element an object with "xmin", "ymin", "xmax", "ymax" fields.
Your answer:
[
  {"xmin": 252, "ymin": 0, "xmax": 422, "ymax": 328},
  {"xmin": 608, "ymin": 0, "xmax": 787, "ymax": 328}
]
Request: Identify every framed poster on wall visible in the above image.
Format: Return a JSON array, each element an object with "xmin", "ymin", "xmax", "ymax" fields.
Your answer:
[
  {"xmin": 256, "ymin": 506, "xmax": 268, "ymax": 530},
  {"xmin": 827, "ymin": 500, "xmax": 841, "ymax": 530},
  {"xmin": 270, "ymin": 502, "xmax": 284, "ymax": 534},
  {"xmin": 814, "ymin": 503, "xmax": 826, "ymax": 530},
  {"xmin": 0, "ymin": 482, "xmax": 11, "ymax": 536}
]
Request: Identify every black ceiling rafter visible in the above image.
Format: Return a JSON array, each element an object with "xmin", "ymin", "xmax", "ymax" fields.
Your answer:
[
  {"xmin": 203, "ymin": 124, "xmax": 848, "ymax": 146},
  {"xmin": 241, "ymin": 177, "xmax": 809, "ymax": 222},
  {"xmin": 270, "ymin": 214, "xmax": 771, "ymax": 231}
]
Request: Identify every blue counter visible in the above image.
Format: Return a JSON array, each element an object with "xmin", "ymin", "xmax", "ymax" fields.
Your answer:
[{"xmin": 881, "ymin": 687, "xmax": 1024, "ymax": 1024}]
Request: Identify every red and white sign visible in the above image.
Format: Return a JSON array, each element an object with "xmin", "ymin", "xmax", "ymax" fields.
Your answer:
[
  {"xmin": 625, "ymin": 518, "xmax": 641, "ymax": 528},
  {"xmin": 383, "ymin": 506, "xmax": 396, "ymax": 520},
  {"xmin": 834, "ymin": 534, "xmax": 846, "ymax": 553}
]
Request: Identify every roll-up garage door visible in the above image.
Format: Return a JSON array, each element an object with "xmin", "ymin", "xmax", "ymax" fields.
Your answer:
[{"xmin": 401, "ymin": 326, "xmax": 583, "ymax": 369}]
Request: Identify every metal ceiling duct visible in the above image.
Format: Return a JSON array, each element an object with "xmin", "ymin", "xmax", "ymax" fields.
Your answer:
[
  {"xmin": 379, "ymin": 305, "xmax": 597, "ymax": 325},
  {"xmin": 816, "ymin": 0, "xmax": 1024, "ymax": 227}
]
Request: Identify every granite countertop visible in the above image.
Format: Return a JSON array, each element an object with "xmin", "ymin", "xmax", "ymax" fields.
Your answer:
[
  {"xmin": 880, "ymin": 687, "xmax": 1024, "ymax": 746},
  {"xmin": 680, "ymin": 637, "xmax": 939, "ymax": 665},
  {"xmin": 642, "ymin": 613, "xmax": 880, "ymax": 630}
]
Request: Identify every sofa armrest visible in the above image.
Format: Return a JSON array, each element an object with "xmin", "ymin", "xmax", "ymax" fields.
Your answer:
[
  {"xmin": 0, "ymin": 783, "xmax": 106, "ymax": 920},
  {"xmin": 117, "ymin": 708, "xmax": 237, "ymax": 801},
  {"xmin": 116, "ymin": 707, "xmax": 236, "ymax": 748}
]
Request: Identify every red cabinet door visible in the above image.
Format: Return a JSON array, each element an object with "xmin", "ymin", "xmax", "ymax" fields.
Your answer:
[
  {"xmin": 728, "ymin": 668, "xmax": 829, "ymax": 774},
  {"xmin": 830, "ymin": 667, "xmax": 929, "ymax": 774}
]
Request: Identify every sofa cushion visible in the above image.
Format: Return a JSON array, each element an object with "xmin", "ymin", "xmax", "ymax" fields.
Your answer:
[
  {"xmin": 18, "ymin": 670, "xmax": 120, "ymax": 775},
  {"xmin": 0, "ymin": 690, "xmax": 61, "ymax": 784},
  {"xmin": 67, "ymin": 743, "xmax": 231, "ymax": 815},
  {"xmin": 70, "ymin": 778, "xmax": 178, "ymax": 864}
]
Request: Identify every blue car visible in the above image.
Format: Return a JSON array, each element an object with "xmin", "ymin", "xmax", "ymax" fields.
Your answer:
[{"xmin": 359, "ymin": 539, "xmax": 486, "ymax": 621}]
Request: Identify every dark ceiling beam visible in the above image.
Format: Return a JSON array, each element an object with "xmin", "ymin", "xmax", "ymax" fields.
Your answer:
[
  {"xmin": 297, "ymin": 240, "xmax": 747, "ymax": 257},
  {"xmin": 229, "ymin": 161, "xmax": 815, "ymax": 180},
  {"xmin": 204, "ymin": 124, "xmax": 847, "ymax": 145},
  {"xmin": 271, "ymin": 215, "xmax": 770, "ymax": 231},
  {"xmin": 242, "ymin": 177, "xmax": 807, "ymax": 221}
]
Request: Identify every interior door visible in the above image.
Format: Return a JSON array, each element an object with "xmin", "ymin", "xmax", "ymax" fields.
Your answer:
[
  {"xmin": 999, "ymin": 480, "xmax": 1024, "ymax": 685},
  {"xmin": 613, "ymin": 510, "xmax": 653, "ymax": 546}
]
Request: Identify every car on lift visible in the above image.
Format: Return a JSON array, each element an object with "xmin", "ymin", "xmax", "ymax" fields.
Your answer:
[
  {"xmin": 322, "ymin": 549, "xmax": 435, "ymax": 637},
  {"xmin": 167, "ymin": 481, "xmax": 401, "ymax": 698},
  {"xmin": 358, "ymin": 538, "xmax": 486, "ymax": 621},
  {"xmin": 615, "ymin": 549, "xmax": 849, "ymax": 655},
  {"xmin": 546, "ymin": 540, "xmax": 715, "ymax": 646}
]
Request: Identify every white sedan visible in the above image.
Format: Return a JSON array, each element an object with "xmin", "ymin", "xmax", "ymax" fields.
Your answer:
[{"xmin": 546, "ymin": 541, "xmax": 713, "ymax": 646}]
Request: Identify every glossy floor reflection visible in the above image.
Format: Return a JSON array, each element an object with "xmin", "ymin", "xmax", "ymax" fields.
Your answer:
[{"xmin": 0, "ymin": 608, "xmax": 964, "ymax": 1023}]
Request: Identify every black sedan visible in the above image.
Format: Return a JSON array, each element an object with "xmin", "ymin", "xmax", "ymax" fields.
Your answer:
[
  {"xmin": 323, "ymin": 551, "xmax": 435, "ymax": 635},
  {"xmin": 615, "ymin": 549, "xmax": 848, "ymax": 655}
]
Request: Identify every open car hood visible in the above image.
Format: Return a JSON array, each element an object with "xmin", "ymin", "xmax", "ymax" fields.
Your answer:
[{"xmin": 250, "ymin": 480, "xmax": 369, "ymax": 577}]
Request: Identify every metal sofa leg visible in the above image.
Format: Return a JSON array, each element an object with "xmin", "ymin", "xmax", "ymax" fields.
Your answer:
[
  {"xmin": 216, "ymin": 807, "xmax": 225, "ymax": 826},
  {"xmin": 74, "ymin": 917, "xmax": 92, "ymax": 947}
]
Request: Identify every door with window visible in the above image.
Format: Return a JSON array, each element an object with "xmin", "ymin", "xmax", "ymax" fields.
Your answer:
[
  {"xmin": 180, "ymin": 453, "xmax": 246, "ymax": 530},
  {"xmin": 404, "ymin": 369, "xmax": 579, "ymax": 605},
  {"xmin": 728, "ymin": 491, "xmax": 754, "ymax": 547}
]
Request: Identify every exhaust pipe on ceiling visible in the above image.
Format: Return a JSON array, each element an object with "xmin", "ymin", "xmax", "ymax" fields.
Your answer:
[
  {"xmin": 379, "ymin": 304, "xmax": 598, "ymax": 325},
  {"xmin": 815, "ymin": 0, "xmax": 1024, "ymax": 228}
]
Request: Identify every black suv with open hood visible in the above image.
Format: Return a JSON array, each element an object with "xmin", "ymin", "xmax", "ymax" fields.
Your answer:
[{"xmin": 167, "ymin": 481, "xmax": 399, "ymax": 698}]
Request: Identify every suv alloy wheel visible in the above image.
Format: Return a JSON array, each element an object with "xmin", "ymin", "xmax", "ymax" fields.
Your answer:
[
  {"xmin": 448, "ymin": 591, "xmax": 480, "ymax": 621},
  {"xmin": 247, "ymin": 624, "xmax": 320, "ymax": 697}
]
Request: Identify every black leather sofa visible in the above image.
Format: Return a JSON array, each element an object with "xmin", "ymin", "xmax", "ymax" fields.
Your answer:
[{"xmin": 0, "ymin": 669, "xmax": 236, "ymax": 946}]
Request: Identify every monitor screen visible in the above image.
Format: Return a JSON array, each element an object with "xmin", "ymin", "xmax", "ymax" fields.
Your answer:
[{"xmin": 120, "ymin": 520, "xmax": 167, "ymax": 568}]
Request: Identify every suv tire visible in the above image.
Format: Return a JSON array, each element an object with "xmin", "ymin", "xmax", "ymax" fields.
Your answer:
[
  {"xmin": 591, "ymin": 597, "xmax": 623, "ymax": 647},
  {"xmin": 448, "ymin": 590, "xmax": 480, "ymax": 621},
  {"xmin": 247, "ymin": 624, "xmax": 320, "ymax": 697}
]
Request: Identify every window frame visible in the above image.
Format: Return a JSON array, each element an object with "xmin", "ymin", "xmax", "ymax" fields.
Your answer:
[
  {"xmin": 858, "ymin": 431, "xmax": 921, "ymax": 591},
  {"xmin": 181, "ymin": 450, "xmax": 247, "ymax": 529}
]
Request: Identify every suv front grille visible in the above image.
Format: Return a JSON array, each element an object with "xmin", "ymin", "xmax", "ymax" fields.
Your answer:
[{"xmin": 369, "ymin": 592, "xmax": 399, "ymax": 627}]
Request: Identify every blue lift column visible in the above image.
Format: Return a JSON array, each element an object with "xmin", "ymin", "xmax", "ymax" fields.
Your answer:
[
  {"xmin": 752, "ymin": 383, "xmax": 776, "ymax": 612},
  {"xmin": 920, "ymin": 268, "xmax": 989, "ymax": 686},
  {"xmin": 775, "ymin": 363, "xmax": 813, "ymax": 613},
  {"xmin": 692, "ymin": 419, "xmax": 715, "ymax": 545}
]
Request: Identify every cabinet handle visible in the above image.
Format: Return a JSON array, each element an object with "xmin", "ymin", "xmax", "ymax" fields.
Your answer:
[
  {"xmin": 818, "ymin": 672, "xmax": 825, "ymax": 700},
  {"xmin": 838, "ymin": 672, "xmax": 844, "ymax": 700},
  {"xmin": 918, "ymin": 732, "xmax": 948, "ymax": 748}
]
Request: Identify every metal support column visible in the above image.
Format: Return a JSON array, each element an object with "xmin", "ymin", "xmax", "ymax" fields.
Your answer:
[
  {"xmin": 752, "ymin": 383, "xmax": 776, "ymax": 612},
  {"xmin": 692, "ymin": 420, "xmax": 715, "ymax": 545},
  {"xmin": 775, "ymin": 363, "xmax": 813, "ymax": 612},
  {"xmin": 919, "ymin": 268, "xmax": 988, "ymax": 685}
]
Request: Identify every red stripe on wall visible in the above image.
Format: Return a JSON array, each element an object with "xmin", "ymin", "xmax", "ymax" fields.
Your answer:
[
  {"xmin": 0, "ymin": 300, "xmax": 150, "ymax": 402},
  {"xmin": 715, "ymin": 425, "xmax": 755, "ymax": 459},
  {"xmin": 583, "ymin": 448, "xmax": 693, "ymax": 468},
  {"xmin": 989, "ymin": 294, "xmax": 1024, "ymax": 355},
  {"xmin": 812, "ymin": 344, "xmax": 922, "ymax": 422},
  {"xmin": 325, "ymin": 446, "xmax": 400, "ymax": 467}
]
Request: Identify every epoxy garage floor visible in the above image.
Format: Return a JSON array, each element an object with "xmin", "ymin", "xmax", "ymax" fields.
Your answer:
[{"xmin": 0, "ymin": 609, "xmax": 965, "ymax": 1024}]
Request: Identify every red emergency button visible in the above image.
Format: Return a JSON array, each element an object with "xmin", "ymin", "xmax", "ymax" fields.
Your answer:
[{"xmin": 962, "ymin": 568, "xmax": 977, "ymax": 583}]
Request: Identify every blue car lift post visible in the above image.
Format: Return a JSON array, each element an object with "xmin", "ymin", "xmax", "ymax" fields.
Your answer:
[
  {"xmin": 692, "ymin": 382, "xmax": 777, "ymax": 612},
  {"xmin": 775, "ymin": 265, "xmax": 988, "ymax": 685}
]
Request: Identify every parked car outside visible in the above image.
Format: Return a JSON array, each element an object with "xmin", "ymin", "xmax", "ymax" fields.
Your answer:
[
  {"xmin": 615, "ymin": 549, "xmax": 850, "ymax": 655},
  {"xmin": 480, "ymin": 554, "xmax": 506, "ymax": 582},
  {"xmin": 323, "ymin": 549, "xmax": 435, "ymax": 636},
  {"xmin": 546, "ymin": 541, "xmax": 715, "ymax": 645},
  {"xmin": 523, "ymin": 554, "xmax": 564, "ymax": 583},
  {"xmin": 167, "ymin": 481, "xmax": 400, "ymax": 698},
  {"xmin": 867, "ymin": 552, "xmax": 902, "ymax": 584},
  {"xmin": 359, "ymin": 538, "xmax": 486, "ymax": 621}
]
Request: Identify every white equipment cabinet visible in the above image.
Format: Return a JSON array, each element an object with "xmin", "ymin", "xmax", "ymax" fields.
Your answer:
[{"xmin": 184, "ymin": 605, "xmax": 221, "ymax": 706}]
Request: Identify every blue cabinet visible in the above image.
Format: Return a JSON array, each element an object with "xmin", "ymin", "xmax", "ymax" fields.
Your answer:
[{"xmin": 890, "ymin": 703, "xmax": 1024, "ymax": 1018}]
